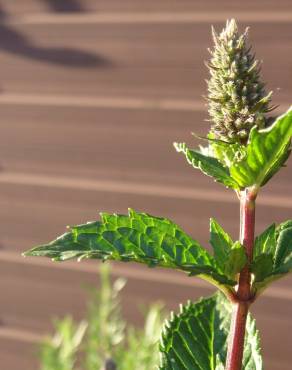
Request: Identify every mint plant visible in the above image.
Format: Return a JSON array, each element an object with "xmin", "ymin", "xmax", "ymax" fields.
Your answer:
[{"xmin": 24, "ymin": 19, "xmax": 292, "ymax": 369}]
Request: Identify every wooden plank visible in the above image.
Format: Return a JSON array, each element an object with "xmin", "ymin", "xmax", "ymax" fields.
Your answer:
[
  {"xmin": 8, "ymin": 11, "xmax": 292, "ymax": 25},
  {"xmin": 2, "ymin": 22, "xmax": 291, "ymax": 69},
  {"xmin": 0, "ymin": 333, "xmax": 39, "ymax": 370},
  {"xmin": 1, "ymin": 180, "xmax": 292, "ymax": 251},
  {"xmin": 0, "ymin": 105, "xmax": 291, "ymax": 198},
  {"xmin": 0, "ymin": 104, "xmax": 291, "ymax": 192},
  {"xmin": 2, "ymin": 0, "xmax": 292, "ymax": 15},
  {"xmin": 0, "ymin": 22, "xmax": 289, "ymax": 100}
]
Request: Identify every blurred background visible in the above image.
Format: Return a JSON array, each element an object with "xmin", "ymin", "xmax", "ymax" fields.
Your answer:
[{"xmin": 0, "ymin": 0, "xmax": 291, "ymax": 369}]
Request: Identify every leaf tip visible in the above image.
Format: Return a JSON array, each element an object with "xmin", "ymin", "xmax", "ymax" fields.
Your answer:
[
  {"xmin": 22, "ymin": 247, "xmax": 38, "ymax": 257},
  {"xmin": 173, "ymin": 142, "xmax": 183, "ymax": 152},
  {"xmin": 128, "ymin": 208, "xmax": 135, "ymax": 217},
  {"xmin": 99, "ymin": 211, "xmax": 109, "ymax": 222}
]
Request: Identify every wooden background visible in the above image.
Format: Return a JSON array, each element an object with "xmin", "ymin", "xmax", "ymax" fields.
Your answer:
[{"xmin": 0, "ymin": 1, "xmax": 291, "ymax": 369}]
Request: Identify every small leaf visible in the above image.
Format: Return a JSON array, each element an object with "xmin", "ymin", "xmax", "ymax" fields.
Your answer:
[
  {"xmin": 252, "ymin": 220, "xmax": 292, "ymax": 295},
  {"xmin": 210, "ymin": 218, "xmax": 233, "ymax": 266},
  {"xmin": 159, "ymin": 292, "xmax": 263, "ymax": 370},
  {"xmin": 251, "ymin": 254, "xmax": 274, "ymax": 283},
  {"xmin": 174, "ymin": 142, "xmax": 240, "ymax": 189},
  {"xmin": 276, "ymin": 253, "xmax": 292, "ymax": 275},
  {"xmin": 230, "ymin": 108, "xmax": 292, "ymax": 188},
  {"xmin": 23, "ymin": 209, "xmax": 235, "ymax": 289},
  {"xmin": 210, "ymin": 138, "xmax": 247, "ymax": 168},
  {"xmin": 274, "ymin": 220, "xmax": 292, "ymax": 268},
  {"xmin": 210, "ymin": 220, "xmax": 246, "ymax": 280},
  {"xmin": 225, "ymin": 241, "xmax": 247, "ymax": 279},
  {"xmin": 253, "ymin": 224, "xmax": 276, "ymax": 258}
]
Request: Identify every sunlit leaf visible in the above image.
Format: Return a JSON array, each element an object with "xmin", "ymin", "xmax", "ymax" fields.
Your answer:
[
  {"xmin": 159, "ymin": 293, "xmax": 262, "ymax": 370},
  {"xmin": 230, "ymin": 108, "xmax": 292, "ymax": 188},
  {"xmin": 174, "ymin": 142, "xmax": 240, "ymax": 189},
  {"xmin": 24, "ymin": 209, "xmax": 235, "ymax": 289}
]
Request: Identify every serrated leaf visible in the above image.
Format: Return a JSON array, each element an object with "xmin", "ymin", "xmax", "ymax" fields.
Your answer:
[
  {"xmin": 210, "ymin": 220, "xmax": 246, "ymax": 280},
  {"xmin": 225, "ymin": 241, "xmax": 247, "ymax": 279},
  {"xmin": 210, "ymin": 218, "xmax": 233, "ymax": 266},
  {"xmin": 252, "ymin": 220, "xmax": 292, "ymax": 295},
  {"xmin": 159, "ymin": 292, "xmax": 263, "ymax": 370},
  {"xmin": 251, "ymin": 254, "xmax": 274, "ymax": 283},
  {"xmin": 210, "ymin": 138, "xmax": 247, "ymax": 168},
  {"xmin": 23, "ymin": 209, "xmax": 235, "ymax": 289},
  {"xmin": 174, "ymin": 142, "xmax": 240, "ymax": 189},
  {"xmin": 274, "ymin": 220, "xmax": 292, "ymax": 268},
  {"xmin": 230, "ymin": 108, "xmax": 292, "ymax": 188},
  {"xmin": 253, "ymin": 223, "xmax": 276, "ymax": 259},
  {"xmin": 276, "ymin": 253, "xmax": 292, "ymax": 275}
]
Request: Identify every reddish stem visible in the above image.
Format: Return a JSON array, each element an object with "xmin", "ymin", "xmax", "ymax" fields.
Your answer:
[{"xmin": 225, "ymin": 188, "xmax": 257, "ymax": 370}]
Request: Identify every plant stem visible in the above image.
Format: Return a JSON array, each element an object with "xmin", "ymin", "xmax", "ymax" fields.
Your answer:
[{"xmin": 225, "ymin": 188, "xmax": 257, "ymax": 370}]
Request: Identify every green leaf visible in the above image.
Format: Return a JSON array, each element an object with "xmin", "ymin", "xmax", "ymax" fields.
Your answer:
[
  {"xmin": 210, "ymin": 220, "xmax": 246, "ymax": 280},
  {"xmin": 253, "ymin": 224, "xmax": 276, "ymax": 259},
  {"xmin": 159, "ymin": 292, "xmax": 263, "ymax": 370},
  {"xmin": 23, "ymin": 209, "xmax": 235, "ymax": 288},
  {"xmin": 252, "ymin": 221, "xmax": 292, "ymax": 295},
  {"xmin": 210, "ymin": 218, "xmax": 233, "ymax": 266},
  {"xmin": 174, "ymin": 142, "xmax": 240, "ymax": 189},
  {"xmin": 274, "ymin": 220, "xmax": 292, "ymax": 268},
  {"xmin": 230, "ymin": 108, "xmax": 292, "ymax": 188},
  {"xmin": 251, "ymin": 254, "xmax": 274, "ymax": 283},
  {"xmin": 210, "ymin": 138, "xmax": 246, "ymax": 168},
  {"xmin": 276, "ymin": 253, "xmax": 292, "ymax": 275},
  {"xmin": 225, "ymin": 241, "xmax": 247, "ymax": 279}
]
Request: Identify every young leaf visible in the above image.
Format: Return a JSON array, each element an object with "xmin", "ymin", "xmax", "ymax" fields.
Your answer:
[
  {"xmin": 251, "ymin": 254, "xmax": 274, "ymax": 283},
  {"xmin": 159, "ymin": 292, "xmax": 263, "ymax": 370},
  {"xmin": 23, "ymin": 209, "xmax": 235, "ymax": 289},
  {"xmin": 253, "ymin": 224, "xmax": 276, "ymax": 259},
  {"xmin": 174, "ymin": 142, "xmax": 240, "ymax": 189},
  {"xmin": 210, "ymin": 220, "xmax": 246, "ymax": 280},
  {"xmin": 274, "ymin": 220, "xmax": 292, "ymax": 268},
  {"xmin": 252, "ymin": 220, "xmax": 292, "ymax": 295},
  {"xmin": 210, "ymin": 139, "xmax": 246, "ymax": 168},
  {"xmin": 275, "ymin": 253, "xmax": 292, "ymax": 276},
  {"xmin": 230, "ymin": 108, "xmax": 292, "ymax": 188},
  {"xmin": 210, "ymin": 218, "xmax": 233, "ymax": 266},
  {"xmin": 225, "ymin": 241, "xmax": 247, "ymax": 279}
]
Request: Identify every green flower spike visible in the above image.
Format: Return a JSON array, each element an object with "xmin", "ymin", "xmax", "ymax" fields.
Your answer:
[{"xmin": 207, "ymin": 19, "xmax": 276, "ymax": 144}]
